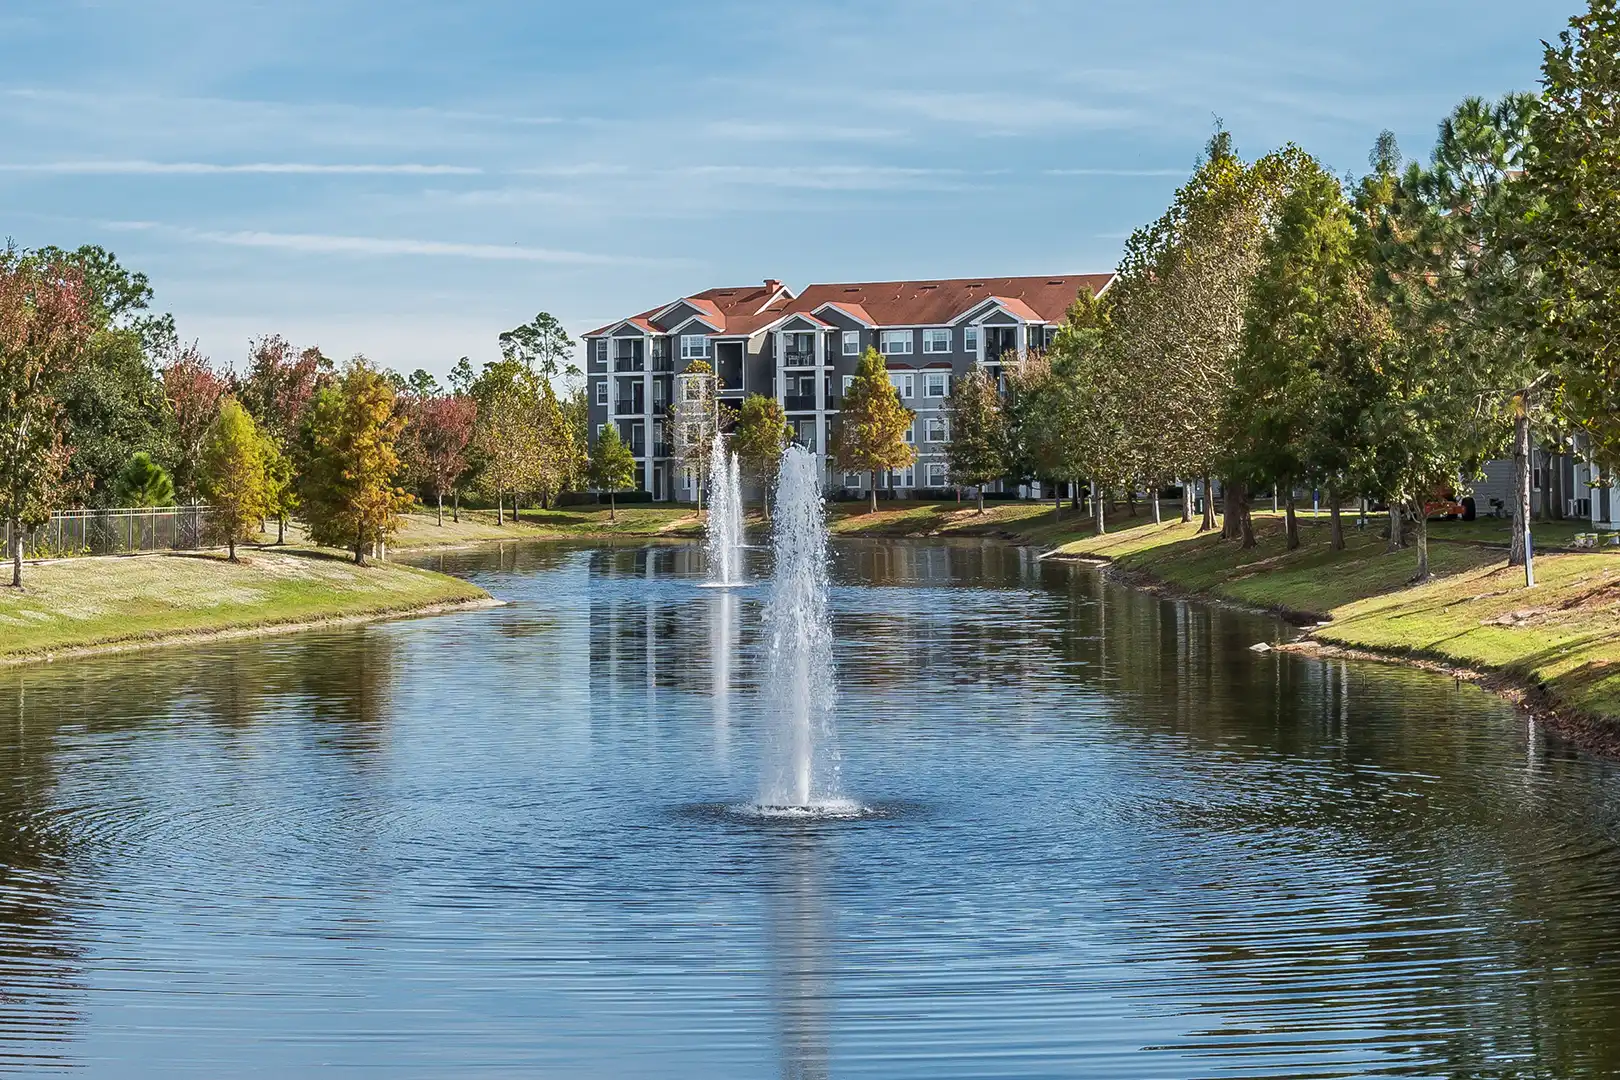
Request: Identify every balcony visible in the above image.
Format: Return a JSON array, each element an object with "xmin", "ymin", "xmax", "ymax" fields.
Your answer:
[
  {"xmin": 783, "ymin": 394, "xmax": 817, "ymax": 412},
  {"xmin": 652, "ymin": 352, "xmax": 673, "ymax": 372},
  {"xmin": 652, "ymin": 441, "xmax": 673, "ymax": 458},
  {"xmin": 614, "ymin": 356, "xmax": 645, "ymax": 372},
  {"xmin": 614, "ymin": 398, "xmax": 643, "ymax": 416},
  {"xmin": 782, "ymin": 350, "xmax": 817, "ymax": 368}
]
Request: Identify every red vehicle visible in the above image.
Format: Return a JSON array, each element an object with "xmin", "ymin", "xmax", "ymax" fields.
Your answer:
[{"xmin": 1424, "ymin": 487, "xmax": 1475, "ymax": 521}]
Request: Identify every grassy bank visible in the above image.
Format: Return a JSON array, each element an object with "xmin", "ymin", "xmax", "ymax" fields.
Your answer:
[
  {"xmin": 0, "ymin": 548, "xmax": 491, "ymax": 664},
  {"xmin": 1047, "ymin": 513, "xmax": 1620, "ymax": 749}
]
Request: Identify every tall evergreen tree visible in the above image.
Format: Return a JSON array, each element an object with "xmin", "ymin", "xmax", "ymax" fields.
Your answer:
[
  {"xmin": 588, "ymin": 425, "xmax": 636, "ymax": 521},
  {"xmin": 731, "ymin": 393, "xmax": 790, "ymax": 519},
  {"xmin": 295, "ymin": 361, "xmax": 413, "ymax": 565}
]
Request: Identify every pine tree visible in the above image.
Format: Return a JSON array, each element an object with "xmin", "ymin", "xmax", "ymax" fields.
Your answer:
[
  {"xmin": 200, "ymin": 399, "xmax": 267, "ymax": 562},
  {"xmin": 731, "ymin": 393, "xmax": 790, "ymax": 519},
  {"xmin": 832, "ymin": 348, "xmax": 915, "ymax": 513},
  {"xmin": 944, "ymin": 369, "xmax": 1006, "ymax": 513},
  {"xmin": 114, "ymin": 451, "xmax": 174, "ymax": 507},
  {"xmin": 588, "ymin": 424, "xmax": 636, "ymax": 521}
]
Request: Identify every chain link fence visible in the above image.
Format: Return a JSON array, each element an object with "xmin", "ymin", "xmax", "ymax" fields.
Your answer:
[{"xmin": 4, "ymin": 506, "xmax": 214, "ymax": 559}]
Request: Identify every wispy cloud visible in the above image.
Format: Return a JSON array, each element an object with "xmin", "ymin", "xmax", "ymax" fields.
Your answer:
[
  {"xmin": 107, "ymin": 222, "xmax": 674, "ymax": 265},
  {"xmin": 0, "ymin": 160, "xmax": 481, "ymax": 175},
  {"xmin": 677, "ymin": 164, "xmax": 969, "ymax": 191},
  {"xmin": 1042, "ymin": 168, "xmax": 1191, "ymax": 177}
]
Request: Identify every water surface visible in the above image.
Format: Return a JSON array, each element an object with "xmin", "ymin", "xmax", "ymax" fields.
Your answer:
[{"xmin": 1, "ymin": 538, "xmax": 1618, "ymax": 1077}]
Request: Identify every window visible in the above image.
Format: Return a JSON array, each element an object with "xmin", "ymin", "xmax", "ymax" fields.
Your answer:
[
  {"xmin": 923, "ymin": 328, "xmax": 951, "ymax": 353},
  {"xmin": 843, "ymin": 472, "xmax": 864, "ymax": 488},
  {"xmin": 841, "ymin": 375, "xmax": 854, "ymax": 395},
  {"xmin": 926, "ymin": 417, "xmax": 948, "ymax": 443},
  {"xmin": 597, "ymin": 423, "xmax": 610, "ymax": 437},
  {"xmin": 880, "ymin": 330, "xmax": 913, "ymax": 355},
  {"xmin": 842, "ymin": 330, "xmax": 860, "ymax": 355},
  {"xmin": 680, "ymin": 334, "xmax": 709, "ymax": 359},
  {"xmin": 924, "ymin": 372, "xmax": 949, "ymax": 398},
  {"xmin": 890, "ymin": 466, "xmax": 915, "ymax": 489},
  {"xmin": 903, "ymin": 422, "xmax": 916, "ymax": 446},
  {"xmin": 653, "ymin": 380, "xmax": 667, "ymax": 407},
  {"xmin": 793, "ymin": 419, "xmax": 817, "ymax": 452},
  {"xmin": 964, "ymin": 326, "xmax": 979, "ymax": 353},
  {"xmin": 889, "ymin": 372, "xmax": 915, "ymax": 398},
  {"xmin": 592, "ymin": 340, "xmax": 608, "ymax": 367},
  {"xmin": 927, "ymin": 463, "xmax": 948, "ymax": 487},
  {"xmin": 594, "ymin": 380, "xmax": 607, "ymax": 406}
]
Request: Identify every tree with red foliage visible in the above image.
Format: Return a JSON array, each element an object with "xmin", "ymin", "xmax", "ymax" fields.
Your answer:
[
  {"xmin": 161, "ymin": 344, "xmax": 228, "ymax": 501},
  {"xmin": 1, "ymin": 246, "xmax": 93, "ymax": 587},
  {"xmin": 238, "ymin": 335, "xmax": 327, "ymax": 446},
  {"xmin": 401, "ymin": 393, "xmax": 478, "ymax": 525}
]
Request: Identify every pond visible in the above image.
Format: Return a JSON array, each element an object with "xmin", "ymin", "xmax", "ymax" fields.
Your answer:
[{"xmin": 1, "ymin": 538, "xmax": 1619, "ymax": 1077}]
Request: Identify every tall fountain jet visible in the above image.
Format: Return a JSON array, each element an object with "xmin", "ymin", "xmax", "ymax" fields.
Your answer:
[
  {"xmin": 759, "ymin": 446, "xmax": 842, "ymax": 811},
  {"xmin": 705, "ymin": 431, "xmax": 745, "ymax": 587}
]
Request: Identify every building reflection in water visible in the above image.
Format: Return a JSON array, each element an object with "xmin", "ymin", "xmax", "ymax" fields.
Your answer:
[{"xmin": 710, "ymin": 587, "xmax": 737, "ymax": 762}]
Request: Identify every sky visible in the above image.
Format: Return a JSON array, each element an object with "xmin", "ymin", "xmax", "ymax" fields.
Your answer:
[{"xmin": 0, "ymin": 0, "xmax": 1576, "ymax": 379}]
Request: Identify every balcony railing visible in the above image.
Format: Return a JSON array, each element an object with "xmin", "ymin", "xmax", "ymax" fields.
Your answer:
[
  {"xmin": 783, "ymin": 351, "xmax": 817, "ymax": 367},
  {"xmin": 652, "ymin": 442, "xmax": 673, "ymax": 458},
  {"xmin": 614, "ymin": 399, "xmax": 643, "ymax": 415},
  {"xmin": 652, "ymin": 353, "xmax": 673, "ymax": 372},
  {"xmin": 783, "ymin": 394, "xmax": 817, "ymax": 412},
  {"xmin": 614, "ymin": 356, "xmax": 645, "ymax": 372}
]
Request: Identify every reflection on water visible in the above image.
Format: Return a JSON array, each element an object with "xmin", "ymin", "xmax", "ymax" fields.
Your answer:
[{"xmin": 0, "ymin": 538, "xmax": 1618, "ymax": 1076}]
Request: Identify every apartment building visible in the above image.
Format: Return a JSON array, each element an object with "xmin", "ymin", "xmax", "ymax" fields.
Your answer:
[{"xmin": 582, "ymin": 274, "xmax": 1113, "ymax": 501}]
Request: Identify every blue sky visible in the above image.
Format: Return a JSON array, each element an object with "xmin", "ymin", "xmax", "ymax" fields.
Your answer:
[{"xmin": 0, "ymin": 0, "xmax": 1574, "ymax": 378}]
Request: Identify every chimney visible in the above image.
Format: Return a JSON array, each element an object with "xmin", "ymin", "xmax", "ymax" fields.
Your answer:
[{"xmin": 764, "ymin": 278, "xmax": 783, "ymax": 294}]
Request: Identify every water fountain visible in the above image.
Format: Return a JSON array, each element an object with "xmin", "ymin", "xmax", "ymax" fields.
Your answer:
[
  {"xmin": 704, "ymin": 431, "xmax": 746, "ymax": 588},
  {"xmin": 756, "ymin": 446, "xmax": 848, "ymax": 814}
]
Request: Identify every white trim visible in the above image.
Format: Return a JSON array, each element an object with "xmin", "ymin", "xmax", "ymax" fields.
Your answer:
[
  {"xmin": 667, "ymin": 314, "xmax": 723, "ymax": 334},
  {"xmin": 926, "ymin": 462, "xmax": 948, "ymax": 487},
  {"xmin": 922, "ymin": 327, "xmax": 952, "ymax": 354},
  {"xmin": 594, "ymin": 380, "xmax": 608, "ymax": 406},
  {"xmin": 679, "ymin": 334, "xmax": 711, "ymax": 360},
  {"xmin": 923, "ymin": 372, "xmax": 950, "ymax": 399},
  {"xmin": 811, "ymin": 301, "xmax": 876, "ymax": 327},
  {"xmin": 842, "ymin": 330, "xmax": 860, "ymax": 356},
  {"xmin": 880, "ymin": 329, "xmax": 914, "ymax": 355},
  {"xmin": 603, "ymin": 319, "xmax": 651, "ymax": 336}
]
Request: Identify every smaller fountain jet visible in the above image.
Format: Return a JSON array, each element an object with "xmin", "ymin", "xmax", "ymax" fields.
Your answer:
[{"xmin": 703, "ymin": 431, "xmax": 747, "ymax": 588}]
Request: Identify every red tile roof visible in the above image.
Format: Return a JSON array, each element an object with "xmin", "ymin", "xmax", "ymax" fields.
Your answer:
[{"xmin": 586, "ymin": 275, "xmax": 1109, "ymax": 337}]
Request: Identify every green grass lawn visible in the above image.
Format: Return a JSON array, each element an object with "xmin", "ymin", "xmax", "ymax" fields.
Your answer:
[
  {"xmin": 1051, "ymin": 511, "xmax": 1620, "ymax": 733},
  {"xmin": 0, "ymin": 548, "xmax": 489, "ymax": 661}
]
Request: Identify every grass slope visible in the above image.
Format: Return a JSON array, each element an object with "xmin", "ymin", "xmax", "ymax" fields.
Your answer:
[
  {"xmin": 1052, "ymin": 513, "xmax": 1620, "ymax": 739},
  {"xmin": 0, "ymin": 548, "xmax": 488, "ymax": 661}
]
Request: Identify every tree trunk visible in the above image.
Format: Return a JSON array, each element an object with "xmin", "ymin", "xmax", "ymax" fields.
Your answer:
[
  {"xmin": 1284, "ymin": 491, "xmax": 1299, "ymax": 550},
  {"xmin": 869, "ymin": 473, "xmax": 878, "ymax": 514},
  {"xmin": 354, "ymin": 525, "xmax": 366, "ymax": 566},
  {"xmin": 1550, "ymin": 450, "xmax": 1565, "ymax": 520},
  {"xmin": 609, "ymin": 491, "xmax": 617, "ymax": 522},
  {"xmin": 1052, "ymin": 490, "xmax": 1061, "ymax": 521},
  {"xmin": 228, "ymin": 538, "xmax": 236, "ymax": 563},
  {"xmin": 1387, "ymin": 504, "xmax": 1403, "ymax": 553},
  {"xmin": 1410, "ymin": 500, "xmax": 1430, "ymax": 582},
  {"xmin": 976, "ymin": 486, "xmax": 985, "ymax": 514},
  {"xmin": 9, "ymin": 519, "xmax": 19, "ymax": 587},
  {"xmin": 1070, "ymin": 483, "xmax": 1080, "ymax": 511},
  {"xmin": 1510, "ymin": 408, "xmax": 1531, "ymax": 567},
  {"xmin": 437, "ymin": 492, "xmax": 444, "ymax": 526},
  {"xmin": 1152, "ymin": 488, "xmax": 1162, "ymax": 525},
  {"xmin": 1200, "ymin": 476, "xmax": 1217, "ymax": 533},
  {"xmin": 1181, "ymin": 482, "xmax": 1193, "ymax": 524},
  {"xmin": 1272, "ymin": 486, "xmax": 1279, "ymax": 514},
  {"xmin": 696, "ymin": 474, "xmax": 704, "ymax": 520},
  {"xmin": 496, "ymin": 490, "xmax": 505, "ymax": 526},
  {"xmin": 1328, "ymin": 488, "xmax": 1345, "ymax": 551},
  {"xmin": 1094, "ymin": 487, "xmax": 1106, "ymax": 535},
  {"xmin": 1127, "ymin": 490, "xmax": 1137, "ymax": 517},
  {"xmin": 1239, "ymin": 489, "xmax": 1256, "ymax": 549},
  {"xmin": 1223, "ymin": 480, "xmax": 1242, "ymax": 540},
  {"xmin": 453, "ymin": 489, "xmax": 460, "ymax": 523}
]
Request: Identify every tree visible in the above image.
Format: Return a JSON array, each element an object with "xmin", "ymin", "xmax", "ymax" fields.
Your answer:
[
  {"xmin": 732, "ymin": 393, "xmax": 790, "ymax": 518},
  {"xmin": 407, "ymin": 369, "xmax": 440, "ymax": 396},
  {"xmin": 402, "ymin": 393, "xmax": 477, "ymax": 525},
  {"xmin": 672, "ymin": 359, "xmax": 720, "ymax": 516},
  {"xmin": 470, "ymin": 358, "xmax": 542, "ymax": 524},
  {"xmin": 1526, "ymin": 1, "xmax": 1620, "ymax": 496},
  {"xmin": 588, "ymin": 424, "xmax": 636, "ymax": 521},
  {"xmin": 832, "ymin": 348, "xmax": 915, "ymax": 513},
  {"xmin": 295, "ymin": 361, "xmax": 413, "ymax": 565},
  {"xmin": 499, "ymin": 312, "xmax": 578, "ymax": 378},
  {"xmin": 200, "ymin": 399, "xmax": 267, "ymax": 562},
  {"xmin": 944, "ymin": 368, "xmax": 1007, "ymax": 513},
  {"xmin": 59, "ymin": 327, "xmax": 175, "ymax": 506},
  {"xmin": 114, "ymin": 451, "xmax": 174, "ymax": 507},
  {"xmin": 161, "ymin": 343, "xmax": 229, "ymax": 501},
  {"xmin": 0, "ymin": 248, "xmax": 91, "ymax": 588},
  {"xmin": 238, "ymin": 335, "xmax": 325, "ymax": 541},
  {"xmin": 448, "ymin": 356, "xmax": 476, "ymax": 396}
]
